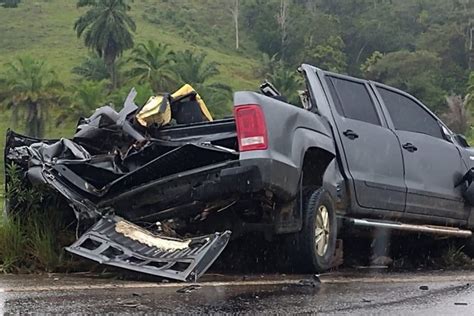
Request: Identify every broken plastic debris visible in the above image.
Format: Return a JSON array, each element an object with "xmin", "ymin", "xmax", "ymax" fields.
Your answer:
[
  {"xmin": 115, "ymin": 220, "xmax": 191, "ymax": 251},
  {"xmin": 177, "ymin": 284, "xmax": 201, "ymax": 293}
]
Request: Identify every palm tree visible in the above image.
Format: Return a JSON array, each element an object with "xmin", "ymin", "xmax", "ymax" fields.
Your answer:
[
  {"xmin": 268, "ymin": 66, "xmax": 302, "ymax": 105},
  {"xmin": 74, "ymin": 0, "xmax": 136, "ymax": 90},
  {"xmin": 72, "ymin": 54, "xmax": 126, "ymax": 89},
  {"xmin": 72, "ymin": 54, "xmax": 110, "ymax": 82},
  {"xmin": 2, "ymin": 57, "xmax": 63, "ymax": 137},
  {"xmin": 57, "ymin": 81, "xmax": 106, "ymax": 125},
  {"xmin": 173, "ymin": 50, "xmax": 232, "ymax": 117},
  {"xmin": 173, "ymin": 50, "xmax": 220, "ymax": 86},
  {"xmin": 128, "ymin": 41, "xmax": 176, "ymax": 92},
  {"xmin": 256, "ymin": 53, "xmax": 280, "ymax": 77}
]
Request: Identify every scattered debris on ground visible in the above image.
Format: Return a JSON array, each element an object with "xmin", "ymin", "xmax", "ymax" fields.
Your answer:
[{"xmin": 176, "ymin": 284, "xmax": 202, "ymax": 293}]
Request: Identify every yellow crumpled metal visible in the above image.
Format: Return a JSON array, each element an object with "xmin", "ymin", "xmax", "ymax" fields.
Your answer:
[
  {"xmin": 136, "ymin": 95, "xmax": 171, "ymax": 127},
  {"xmin": 136, "ymin": 84, "xmax": 213, "ymax": 127}
]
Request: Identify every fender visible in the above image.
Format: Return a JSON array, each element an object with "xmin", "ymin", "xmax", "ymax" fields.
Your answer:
[
  {"xmin": 235, "ymin": 91, "xmax": 336, "ymax": 200},
  {"xmin": 291, "ymin": 127, "xmax": 335, "ymax": 168}
]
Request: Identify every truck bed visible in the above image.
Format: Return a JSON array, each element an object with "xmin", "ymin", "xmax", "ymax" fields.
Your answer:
[{"xmin": 4, "ymin": 103, "xmax": 247, "ymax": 282}]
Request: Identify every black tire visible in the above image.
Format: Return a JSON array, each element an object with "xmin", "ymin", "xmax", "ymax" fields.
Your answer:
[{"xmin": 294, "ymin": 188, "xmax": 337, "ymax": 273}]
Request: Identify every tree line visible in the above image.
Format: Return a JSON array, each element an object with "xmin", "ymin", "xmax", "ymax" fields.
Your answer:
[
  {"xmin": 234, "ymin": 0, "xmax": 473, "ymax": 135},
  {"xmin": 0, "ymin": 0, "xmax": 473, "ymax": 139}
]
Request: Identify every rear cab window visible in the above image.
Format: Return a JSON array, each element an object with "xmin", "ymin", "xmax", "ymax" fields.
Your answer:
[{"xmin": 326, "ymin": 76, "xmax": 381, "ymax": 126}]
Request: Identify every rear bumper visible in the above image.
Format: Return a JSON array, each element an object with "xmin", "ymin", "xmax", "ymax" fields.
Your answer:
[
  {"xmin": 192, "ymin": 157, "xmax": 299, "ymax": 201},
  {"xmin": 196, "ymin": 164, "xmax": 264, "ymax": 198},
  {"xmin": 99, "ymin": 162, "xmax": 265, "ymax": 217},
  {"xmin": 240, "ymin": 157, "xmax": 300, "ymax": 201}
]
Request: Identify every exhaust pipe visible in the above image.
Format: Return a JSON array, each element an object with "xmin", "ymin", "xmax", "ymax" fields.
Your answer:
[{"xmin": 347, "ymin": 218, "xmax": 472, "ymax": 238}]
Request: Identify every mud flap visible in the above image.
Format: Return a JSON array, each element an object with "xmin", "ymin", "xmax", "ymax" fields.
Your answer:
[{"xmin": 66, "ymin": 216, "xmax": 231, "ymax": 282}]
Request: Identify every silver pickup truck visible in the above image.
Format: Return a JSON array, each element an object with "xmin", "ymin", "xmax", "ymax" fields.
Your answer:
[{"xmin": 6, "ymin": 64, "xmax": 474, "ymax": 281}]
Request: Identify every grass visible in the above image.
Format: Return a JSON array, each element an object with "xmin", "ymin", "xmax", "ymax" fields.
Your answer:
[
  {"xmin": 0, "ymin": 214, "xmax": 25, "ymax": 272},
  {"xmin": 0, "ymin": 208, "xmax": 81, "ymax": 273},
  {"xmin": 438, "ymin": 244, "xmax": 474, "ymax": 269},
  {"xmin": 0, "ymin": 164, "xmax": 79, "ymax": 273}
]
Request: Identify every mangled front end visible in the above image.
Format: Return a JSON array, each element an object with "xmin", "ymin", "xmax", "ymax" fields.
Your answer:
[{"xmin": 4, "ymin": 89, "xmax": 241, "ymax": 281}]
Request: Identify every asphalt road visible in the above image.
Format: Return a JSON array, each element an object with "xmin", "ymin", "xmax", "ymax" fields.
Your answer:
[{"xmin": 1, "ymin": 271, "xmax": 474, "ymax": 314}]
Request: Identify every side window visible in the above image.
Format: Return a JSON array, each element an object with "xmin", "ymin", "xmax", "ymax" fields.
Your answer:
[
  {"xmin": 377, "ymin": 87, "xmax": 443, "ymax": 139},
  {"xmin": 327, "ymin": 77, "xmax": 381, "ymax": 126}
]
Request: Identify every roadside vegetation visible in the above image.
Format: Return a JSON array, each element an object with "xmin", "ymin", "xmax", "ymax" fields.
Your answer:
[
  {"xmin": 0, "ymin": 0, "xmax": 473, "ymax": 273},
  {"xmin": 0, "ymin": 164, "xmax": 77, "ymax": 273},
  {"xmin": 392, "ymin": 241, "xmax": 474, "ymax": 271}
]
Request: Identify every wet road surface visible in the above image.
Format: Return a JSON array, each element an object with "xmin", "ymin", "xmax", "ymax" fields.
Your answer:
[{"xmin": 0, "ymin": 271, "xmax": 473, "ymax": 314}]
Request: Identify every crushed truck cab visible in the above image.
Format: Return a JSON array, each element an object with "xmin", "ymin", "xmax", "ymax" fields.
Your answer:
[{"xmin": 5, "ymin": 65, "xmax": 474, "ymax": 281}]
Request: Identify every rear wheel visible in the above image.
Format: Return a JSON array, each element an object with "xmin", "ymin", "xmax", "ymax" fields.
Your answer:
[{"xmin": 295, "ymin": 188, "xmax": 337, "ymax": 272}]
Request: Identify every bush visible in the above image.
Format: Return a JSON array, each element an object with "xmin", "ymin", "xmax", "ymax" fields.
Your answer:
[
  {"xmin": 0, "ymin": 163, "xmax": 77, "ymax": 273},
  {"xmin": 439, "ymin": 244, "xmax": 473, "ymax": 269},
  {"xmin": 0, "ymin": 215, "xmax": 26, "ymax": 272}
]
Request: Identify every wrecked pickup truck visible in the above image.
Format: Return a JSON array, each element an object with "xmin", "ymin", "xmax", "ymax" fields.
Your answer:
[{"xmin": 5, "ymin": 64, "xmax": 474, "ymax": 281}]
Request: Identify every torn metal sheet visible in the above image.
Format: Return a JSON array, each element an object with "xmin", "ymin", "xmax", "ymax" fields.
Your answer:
[
  {"xmin": 5, "ymin": 88, "xmax": 239, "ymax": 282},
  {"xmin": 66, "ymin": 216, "xmax": 231, "ymax": 282}
]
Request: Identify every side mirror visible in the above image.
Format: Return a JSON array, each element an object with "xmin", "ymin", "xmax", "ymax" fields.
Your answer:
[{"xmin": 454, "ymin": 134, "xmax": 470, "ymax": 148}]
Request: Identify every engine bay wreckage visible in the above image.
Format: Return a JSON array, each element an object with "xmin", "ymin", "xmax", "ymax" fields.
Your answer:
[{"xmin": 5, "ymin": 86, "xmax": 245, "ymax": 282}]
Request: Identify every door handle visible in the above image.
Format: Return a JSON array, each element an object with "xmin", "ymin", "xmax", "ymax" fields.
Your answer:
[
  {"xmin": 402, "ymin": 143, "xmax": 418, "ymax": 152},
  {"xmin": 343, "ymin": 129, "xmax": 359, "ymax": 140}
]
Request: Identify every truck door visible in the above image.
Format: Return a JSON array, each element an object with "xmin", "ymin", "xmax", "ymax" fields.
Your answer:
[
  {"xmin": 374, "ymin": 86, "xmax": 468, "ymax": 220},
  {"xmin": 325, "ymin": 75, "xmax": 406, "ymax": 212}
]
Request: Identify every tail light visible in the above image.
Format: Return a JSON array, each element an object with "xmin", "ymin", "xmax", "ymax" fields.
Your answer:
[{"xmin": 234, "ymin": 104, "xmax": 268, "ymax": 152}]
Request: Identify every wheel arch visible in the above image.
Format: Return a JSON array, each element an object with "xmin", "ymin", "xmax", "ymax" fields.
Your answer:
[
  {"xmin": 301, "ymin": 147, "xmax": 348, "ymax": 213},
  {"xmin": 301, "ymin": 147, "xmax": 335, "ymax": 188}
]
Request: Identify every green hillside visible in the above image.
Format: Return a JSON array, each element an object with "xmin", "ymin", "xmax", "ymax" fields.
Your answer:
[
  {"xmin": 0, "ymin": 0, "xmax": 260, "ymax": 90},
  {"xmin": 0, "ymin": 0, "xmax": 263, "ymax": 184}
]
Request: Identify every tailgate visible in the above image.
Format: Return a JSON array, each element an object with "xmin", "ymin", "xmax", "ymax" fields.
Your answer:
[{"xmin": 67, "ymin": 216, "xmax": 231, "ymax": 282}]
